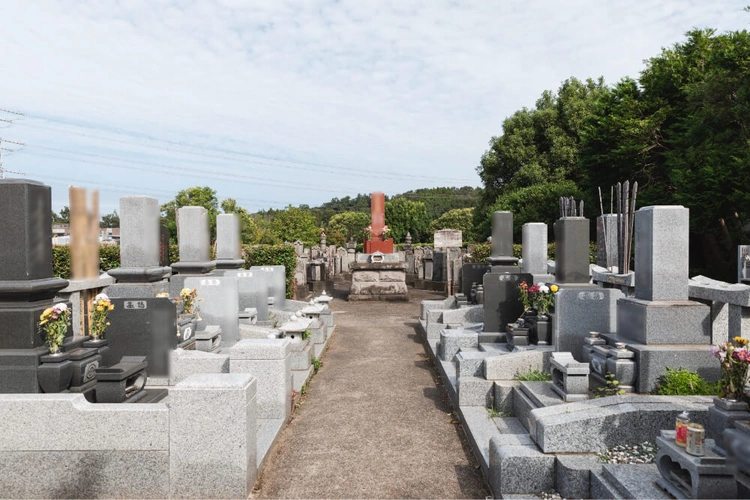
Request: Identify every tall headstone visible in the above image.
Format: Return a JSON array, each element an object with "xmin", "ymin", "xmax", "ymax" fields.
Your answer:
[
  {"xmin": 521, "ymin": 223, "xmax": 548, "ymax": 276},
  {"xmin": 363, "ymin": 191, "xmax": 394, "ymax": 254},
  {"xmin": 251, "ymin": 266, "xmax": 286, "ymax": 311},
  {"xmin": 225, "ymin": 269, "xmax": 270, "ymax": 321},
  {"xmin": 170, "ymin": 206, "xmax": 216, "ymax": 295},
  {"xmin": 107, "ymin": 196, "xmax": 171, "ymax": 298},
  {"xmin": 553, "ymin": 216, "xmax": 590, "ymax": 285},
  {"xmin": 608, "ymin": 206, "xmax": 713, "ymax": 392},
  {"xmin": 482, "ymin": 212, "xmax": 531, "ymax": 333},
  {"xmin": 185, "ymin": 276, "xmax": 240, "ymax": 344},
  {"xmin": 0, "ymin": 180, "xmax": 71, "ymax": 392},
  {"xmin": 215, "ymin": 214, "xmax": 244, "ymax": 271}
]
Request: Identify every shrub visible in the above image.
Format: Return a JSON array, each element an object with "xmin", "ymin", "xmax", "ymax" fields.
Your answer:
[
  {"xmin": 652, "ymin": 367, "xmax": 719, "ymax": 396},
  {"xmin": 514, "ymin": 368, "xmax": 552, "ymax": 381},
  {"xmin": 243, "ymin": 244, "xmax": 297, "ymax": 299}
]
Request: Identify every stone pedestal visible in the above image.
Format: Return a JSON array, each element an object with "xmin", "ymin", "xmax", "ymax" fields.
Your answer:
[
  {"xmin": 707, "ymin": 398, "xmax": 750, "ymax": 454},
  {"xmin": 550, "ymin": 352, "xmax": 589, "ymax": 402},
  {"xmin": 349, "ymin": 262, "xmax": 408, "ymax": 301},
  {"xmin": 229, "ymin": 339, "xmax": 292, "ymax": 420}
]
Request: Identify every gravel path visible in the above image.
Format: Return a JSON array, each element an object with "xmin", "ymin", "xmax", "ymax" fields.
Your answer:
[{"xmin": 253, "ymin": 284, "xmax": 489, "ymax": 499}]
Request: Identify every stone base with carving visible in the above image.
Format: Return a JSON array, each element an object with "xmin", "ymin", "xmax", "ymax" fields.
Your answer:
[{"xmin": 349, "ymin": 262, "xmax": 408, "ymax": 301}]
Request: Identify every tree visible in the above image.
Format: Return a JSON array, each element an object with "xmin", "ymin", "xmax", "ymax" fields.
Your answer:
[
  {"xmin": 52, "ymin": 206, "xmax": 70, "ymax": 224},
  {"xmin": 429, "ymin": 208, "xmax": 477, "ymax": 243},
  {"xmin": 268, "ymin": 205, "xmax": 319, "ymax": 246},
  {"xmin": 100, "ymin": 210, "xmax": 120, "ymax": 228},
  {"xmin": 160, "ymin": 186, "xmax": 219, "ymax": 243},
  {"xmin": 221, "ymin": 198, "xmax": 261, "ymax": 245},
  {"xmin": 327, "ymin": 211, "xmax": 371, "ymax": 245},
  {"xmin": 385, "ymin": 198, "xmax": 430, "ymax": 243},
  {"xmin": 475, "ymin": 77, "xmax": 607, "ymax": 229}
]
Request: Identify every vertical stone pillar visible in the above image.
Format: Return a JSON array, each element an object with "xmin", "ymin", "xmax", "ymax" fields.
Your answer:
[
  {"xmin": 229, "ymin": 339, "xmax": 292, "ymax": 420},
  {"xmin": 170, "ymin": 206, "xmax": 216, "ymax": 295},
  {"xmin": 170, "ymin": 373, "xmax": 258, "ymax": 498},
  {"xmin": 553, "ymin": 217, "xmax": 590, "ymax": 285},
  {"xmin": 521, "ymin": 223, "xmax": 547, "ymax": 275},
  {"xmin": 215, "ymin": 213, "xmax": 244, "ymax": 270},
  {"xmin": 489, "ymin": 211, "xmax": 516, "ymax": 265},
  {"xmin": 634, "ymin": 206, "xmax": 689, "ymax": 301}
]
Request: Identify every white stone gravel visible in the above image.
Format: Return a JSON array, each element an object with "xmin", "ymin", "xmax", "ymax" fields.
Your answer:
[{"xmin": 596, "ymin": 441, "xmax": 658, "ymax": 464}]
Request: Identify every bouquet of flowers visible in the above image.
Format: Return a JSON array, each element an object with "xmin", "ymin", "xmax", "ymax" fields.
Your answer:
[
  {"xmin": 518, "ymin": 282, "xmax": 559, "ymax": 315},
  {"xmin": 90, "ymin": 293, "xmax": 114, "ymax": 339},
  {"xmin": 39, "ymin": 303, "xmax": 71, "ymax": 354},
  {"xmin": 711, "ymin": 336, "xmax": 750, "ymax": 400},
  {"xmin": 177, "ymin": 288, "xmax": 200, "ymax": 316},
  {"xmin": 382, "ymin": 225, "xmax": 391, "ymax": 238}
]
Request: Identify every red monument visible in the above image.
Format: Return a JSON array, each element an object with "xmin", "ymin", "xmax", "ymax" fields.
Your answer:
[{"xmin": 364, "ymin": 191, "xmax": 394, "ymax": 254}]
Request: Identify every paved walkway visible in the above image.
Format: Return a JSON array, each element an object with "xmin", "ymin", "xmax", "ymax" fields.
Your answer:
[{"xmin": 254, "ymin": 284, "xmax": 489, "ymax": 499}]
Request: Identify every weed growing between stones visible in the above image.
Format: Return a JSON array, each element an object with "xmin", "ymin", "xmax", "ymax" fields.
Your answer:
[
  {"xmin": 311, "ymin": 355, "xmax": 322, "ymax": 373},
  {"xmin": 652, "ymin": 367, "xmax": 719, "ymax": 396},
  {"xmin": 486, "ymin": 408, "xmax": 513, "ymax": 419},
  {"xmin": 594, "ymin": 373, "xmax": 626, "ymax": 397},
  {"xmin": 514, "ymin": 367, "xmax": 552, "ymax": 381}
]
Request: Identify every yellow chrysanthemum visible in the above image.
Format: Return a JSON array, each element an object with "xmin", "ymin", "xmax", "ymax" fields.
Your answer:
[
  {"xmin": 96, "ymin": 306, "xmax": 104, "ymax": 312},
  {"xmin": 109, "ymin": 305, "xmax": 115, "ymax": 311},
  {"xmin": 550, "ymin": 284, "xmax": 559, "ymax": 293},
  {"xmin": 733, "ymin": 336, "xmax": 748, "ymax": 346}
]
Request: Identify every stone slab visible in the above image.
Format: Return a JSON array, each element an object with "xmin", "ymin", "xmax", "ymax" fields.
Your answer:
[
  {"xmin": 170, "ymin": 348, "xmax": 230, "ymax": 385},
  {"xmin": 230, "ymin": 339, "xmax": 292, "ymax": 420},
  {"xmin": 484, "ymin": 348, "xmax": 552, "ymax": 380},
  {"xmin": 457, "ymin": 376, "xmax": 494, "ymax": 407},
  {"xmin": 616, "ymin": 296, "xmax": 710, "ymax": 345},
  {"xmin": 488, "ymin": 439, "xmax": 555, "ymax": 496},
  {"xmin": 556, "ymin": 454, "xmax": 602, "ymax": 500},
  {"xmin": 185, "ymin": 276, "xmax": 240, "ymax": 344},
  {"xmin": 552, "ymin": 287, "xmax": 622, "ymax": 357},
  {"xmin": 438, "ymin": 329, "xmax": 479, "ymax": 362}
]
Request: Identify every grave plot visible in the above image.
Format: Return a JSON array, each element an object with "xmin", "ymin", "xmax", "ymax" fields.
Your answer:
[
  {"xmin": 418, "ymin": 200, "xmax": 748, "ymax": 498},
  {"xmin": 0, "ymin": 179, "xmax": 338, "ymax": 498}
]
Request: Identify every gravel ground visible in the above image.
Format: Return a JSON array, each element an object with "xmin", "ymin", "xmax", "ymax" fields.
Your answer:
[{"xmin": 253, "ymin": 283, "xmax": 489, "ymax": 499}]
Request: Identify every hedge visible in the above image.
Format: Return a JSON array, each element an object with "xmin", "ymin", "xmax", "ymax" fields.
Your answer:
[
  {"xmin": 52, "ymin": 243, "xmax": 297, "ymax": 298},
  {"xmin": 242, "ymin": 244, "xmax": 297, "ymax": 299}
]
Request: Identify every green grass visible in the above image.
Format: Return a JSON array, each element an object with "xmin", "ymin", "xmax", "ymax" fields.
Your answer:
[{"xmin": 514, "ymin": 367, "xmax": 552, "ymax": 381}]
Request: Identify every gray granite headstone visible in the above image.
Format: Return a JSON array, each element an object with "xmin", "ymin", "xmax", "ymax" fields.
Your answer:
[
  {"xmin": 252, "ymin": 266, "xmax": 286, "ymax": 310},
  {"xmin": 185, "ymin": 276, "xmax": 239, "ymax": 344},
  {"xmin": 215, "ymin": 214, "xmax": 244, "ymax": 270},
  {"xmin": 107, "ymin": 196, "xmax": 171, "ymax": 287},
  {"xmin": 634, "ymin": 206, "xmax": 689, "ymax": 301},
  {"xmin": 172, "ymin": 206, "xmax": 214, "ymax": 274},
  {"xmin": 489, "ymin": 211, "xmax": 517, "ymax": 266},
  {"xmin": 224, "ymin": 269, "xmax": 269, "ymax": 321},
  {"xmin": 521, "ymin": 223, "xmax": 547, "ymax": 275}
]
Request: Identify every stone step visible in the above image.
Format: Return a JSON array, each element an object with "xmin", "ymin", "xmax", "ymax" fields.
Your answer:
[
  {"xmin": 519, "ymin": 381, "xmax": 565, "ymax": 409},
  {"xmin": 598, "ymin": 464, "xmax": 668, "ymax": 499},
  {"xmin": 478, "ymin": 343, "xmax": 511, "ymax": 353}
]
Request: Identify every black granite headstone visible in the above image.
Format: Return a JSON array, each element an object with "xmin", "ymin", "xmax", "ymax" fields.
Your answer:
[
  {"xmin": 103, "ymin": 297, "xmax": 177, "ymax": 376},
  {"xmin": 482, "ymin": 270, "xmax": 532, "ymax": 333},
  {"xmin": 554, "ymin": 217, "xmax": 591, "ymax": 284},
  {"xmin": 461, "ymin": 263, "xmax": 491, "ymax": 297},
  {"xmin": 432, "ymin": 252, "xmax": 447, "ymax": 282}
]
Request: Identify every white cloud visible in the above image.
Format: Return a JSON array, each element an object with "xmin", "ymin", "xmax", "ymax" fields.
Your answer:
[{"xmin": 0, "ymin": 0, "xmax": 746, "ymax": 213}]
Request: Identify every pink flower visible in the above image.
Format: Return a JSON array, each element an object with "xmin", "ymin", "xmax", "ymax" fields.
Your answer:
[{"xmin": 529, "ymin": 284, "xmax": 540, "ymax": 293}]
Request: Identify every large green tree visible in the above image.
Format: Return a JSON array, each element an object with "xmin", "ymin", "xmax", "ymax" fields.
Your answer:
[
  {"xmin": 327, "ymin": 211, "xmax": 371, "ymax": 246},
  {"xmin": 385, "ymin": 198, "xmax": 430, "ymax": 243},
  {"xmin": 160, "ymin": 186, "xmax": 219, "ymax": 243},
  {"xmin": 268, "ymin": 205, "xmax": 319, "ymax": 246},
  {"xmin": 429, "ymin": 207, "xmax": 477, "ymax": 243}
]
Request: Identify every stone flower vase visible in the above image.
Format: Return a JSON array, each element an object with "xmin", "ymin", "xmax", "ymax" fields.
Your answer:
[
  {"xmin": 178, "ymin": 313, "xmax": 198, "ymax": 343},
  {"xmin": 83, "ymin": 337, "xmax": 113, "ymax": 367},
  {"xmin": 708, "ymin": 397, "xmax": 750, "ymax": 454},
  {"xmin": 533, "ymin": 314, "xmax": 552, "ymax": 345},
  {"xmin": 38, "ymin": 351, "xmax": 73, "ymax": 393}
]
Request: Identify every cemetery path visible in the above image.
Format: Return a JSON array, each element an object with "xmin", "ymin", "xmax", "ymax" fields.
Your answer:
[{"xmin": 253, "ymin": 284, "xmax": 489, "ymax": 499}]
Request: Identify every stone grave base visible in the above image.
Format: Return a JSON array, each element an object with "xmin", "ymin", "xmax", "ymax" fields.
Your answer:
[
  {"xmin": 602, "ymin": 334, "xmax": 719, "ymax": 393},
  {"xmin": 349, "ymin": 262, "xmax": 408, "ymax": 301}
]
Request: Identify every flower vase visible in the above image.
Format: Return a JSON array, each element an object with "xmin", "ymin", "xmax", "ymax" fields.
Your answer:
[
  {"xmin": 534, "ymin": 314, "xmax": 552, "ymax": 345},
  {"xmin": 177, "ymin": 314, "xmax": 198, "ymax": 345},
  {"xmin": 707, "ymin": 397, "xmax": 750, "ymax": 455},
  {"xmin": 475, "ymin": 285, "xmax": 484, "ymax": 305},
  {"xmin": 38, "ymin": 351, "xmax": 73, "ymax": 393},
  {"xmin": 83, "ymin": 337, "xmax": 113, "ymax": 367}
]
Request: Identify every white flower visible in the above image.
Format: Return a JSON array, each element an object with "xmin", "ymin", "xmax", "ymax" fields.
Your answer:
[
  {"xmin": 539, "ymin": 285, "xmax": 550, "ymax": 293},
  {"xmin": 55, "ymin": 303, "xmax": 68, "ymax": 312},
  {"xmin": 95, "ymin": 293, "xmax": 109, "ymax": 302}
]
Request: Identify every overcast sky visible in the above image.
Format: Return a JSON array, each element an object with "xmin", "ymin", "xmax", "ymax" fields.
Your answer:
[{"xmin": 0, "ymin": 1, "xmax": 747, "ymax": 215}]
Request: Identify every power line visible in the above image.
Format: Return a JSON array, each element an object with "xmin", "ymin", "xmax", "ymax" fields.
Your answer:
[{"xmin": 10, "ymin": 113, "xmax": 478, "ymax": 184}]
